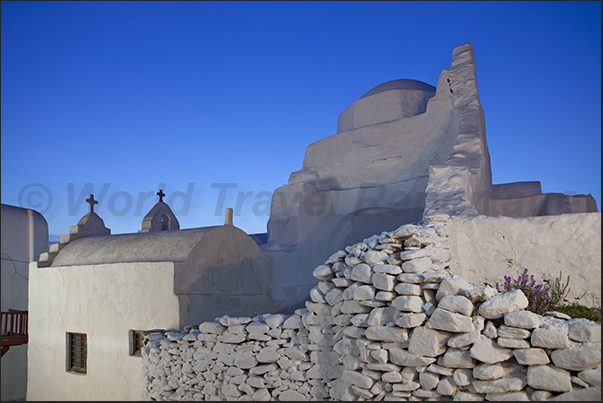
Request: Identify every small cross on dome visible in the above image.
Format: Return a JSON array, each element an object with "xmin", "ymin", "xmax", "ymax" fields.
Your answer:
[{"xmin": 85, "ymin": 194, "xmax": 98, "ymax": 213}]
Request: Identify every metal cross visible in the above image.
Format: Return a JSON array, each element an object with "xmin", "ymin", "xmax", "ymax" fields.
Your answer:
[
  {"xmin": 157, "ymin": 189, "xmax": 165, "ymax": 203},
  {"xmin": 86, "ymin": 194, "xmax": 98, "ymax": 213}
]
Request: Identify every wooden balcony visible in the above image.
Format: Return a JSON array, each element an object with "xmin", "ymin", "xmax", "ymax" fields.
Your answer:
[{"xmin": 1, "ymin": 309, "xmax": 28, "ymax": 357}]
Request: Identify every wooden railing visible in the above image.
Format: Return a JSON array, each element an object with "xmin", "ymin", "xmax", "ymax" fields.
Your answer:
[{"xmin": 1, "ymin": 309, "xmax": 28, "ymax": 357}]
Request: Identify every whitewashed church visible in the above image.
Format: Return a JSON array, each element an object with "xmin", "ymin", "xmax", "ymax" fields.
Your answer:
[{"xmin": 7, "ymin": 43, "xmax": 599, "ymax": 401}]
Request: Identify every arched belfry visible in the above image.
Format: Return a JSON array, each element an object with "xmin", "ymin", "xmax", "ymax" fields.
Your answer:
[{"xmin": 138, "ymin": 189, "xmax": 180, "ymax": 233}]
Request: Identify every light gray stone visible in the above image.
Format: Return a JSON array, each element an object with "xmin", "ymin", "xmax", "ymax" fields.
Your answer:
[
  {"xmin": 381, "ymin": 371, "xmax": 403, "ymax": 383},
  {"xmin": 496, "ymin": 338, "xmax": 530, "ymax": 349},
  {"xmin": 527, "ymin": 364, "xmax": 572, "ymax": 392},
  {"xmin": 438, "ymin": 295, "xmax": 474, "ymax": 316},
  {"xmin": 373, "ymin": 264, "xmax": 402, "ymax": 275},
  {"xmin": 484, "ymin": 391, "xmax": 529, "ymax": 401},
  {"xmin": 249, "ymin": 363, "xmax": 278, "ymax": 376},
  {"xmin": 234, "ymin": 353, "xmax": 258, "ymax": 369},
  {"xmin": 246, "ymin": 376, "xmax": 265, "ymax": 388},
  {"xmin": 504, "ymin": 310, "xmax": 542, "ymax": 329},
  {"xmin": 425, "ymin": 307, "xmax": 474, "ymax": 333},
  {"xmin": 512, "ymin": 348, "xmax": 549, "ymax": 366},
  {"xmin": 472, "ymin": 363, "xmax": 505, "ymax": 380},
  {"xmin": 279, "ymin": 390, "xmax": 305, "ymax": 401},
  {"xmin": 306, "ymin": 302, "xmax": 331, "ymax": 315},
  {"xmin": 447, "ymin": 318, "xmax": 481, "ymax": 348},
  {"xmin": 325, "ymin": 288, "xmax": 344, "ymax": 305},
  {"xmin": 453, "ymin": 368, "xmax": 473, "ymax": 387},
  {"xmin": 219, "ymin": 316, "xmax": 252, "ymax": 326},
  {"xmin": 282, "ymin": 314, "xmax": 303, "ymax": 329},
  {"xmin": 427, "ymin": 363, "xmax": 455, "ymax": 376},
  {"xmin": 452, "ymin": 391, "xmax": 485, "ymax": 401},
  {"xmin": 246, "ymin": 321, "xmax": 269, "ymax": 334},
  {"xmin": 412, "ymin": 389, "xmax": 442, "ymax": 399},
  {"xmin": 531, "ymin": 327, "xmax": 570, "ymax": 349},
  {"xmin": 332, "ymin": 277, "xmax": 353, "ymax": 288},
  {"xmin": 550, "ymin": 342, "xmax": 602, "ymax": 371},
  {"xmin": 350, "ymin": 313, "xmax": 369, "ymax": 326},
  {"xmin": 420, "ymin": 371, "xmax": 440, "ymax": 390},
  {"xmin": 401, "ymin": 256, "xmax": 432, "ymax": 273},
  {"xmin": 256, "ymin": 350, "xmax": 280, "ymax": 363},
  {"xmin": 472, "ymin": 377, "xmax": 525, "ymax": 394},
  {"xmin": 571, "ymin": 375, "xmax": 591, "ymax": 388},
  {"xmin": 365, "ymin": 326, "xmax": 409, "ymax": 342},
  {"xmin": 464, "ymin": 285, "xmax": 497, "ymax": 303},
  {"xmin": 394, "ymin": 282, "xmax": 422, "ymax": 295},
  {"xmin": 307, "ymin": 364, "xmax": 344, "ymax": 380},
  {"xmin": 388, "ymin": 348, "xmax": 436, "ymax": 367},
  {"xmin": 442, "ymin": 348, "xmax": 475, "ymax": 368},
  {"xmin": 530, "ymin": 390, "xmax": 554, "ymax": 401},
  {"xmin": 310, "ymin": 286, "xmax": 327, "ymax": 303},
  {"xmin": 313, "ymin": 264, "xmax": 333, "ymax": 280},
  {"xmin": 393, "ymin": 381, "xmax": 421, "ymax": 391},
  {"xmin": 391, "ymin": 295, "xmax": 423, "ymax": 312},
  {"xmin": 497, "ymin": 325, "xmax": 531, "ymax": 339},
  {"xmin": 351, "ymin": 385, "xmax": 373, "ymax": 399},
  {"xmin": 578, "ymin": 365, "xmax": 601, "ymax": 389},
  {"xmin": 408, "ymin": 327, "xmax": 451, "ymax": 357},
  {"xmin": 478, "ymin": 290, "xmax": 529, "ymax": 319},
  {"xmin": 397, "ymin": 273, "xmax": 424, "ymax": 283},
  {"xmin": 199, "ymin": 322, "xmax": 224, "ymax": 334},
  {"xmin": 351, "ymin": 263, "xmax": 372, "ymax": 283},
  {"xmin": 375, "ymin": 291, "xmax": 396, "ymax": 301},
  {"xmin": 568, "ymin": 319, "xmax": 601, "ymax": 343},
  {"xmin": 469, "ymin": 335, "xmax": 513, "ymax": 364},
  {"xmin": 341, "ymin": 300, "xmax": 372, "ymax": 314},
  {"xmin": 421, "ymin": 271, "xmax": 447, "ymax": 282},
  {"xmin": 370, "ymin": 349, "xmax": 388, "ymax": 364},
  {"xmin": 365, "ymin": 363, "xmax": 401, "ymax": 372},
  {"xmin": 483, "ymin": 321, "xmax": 498, "ymax": 338},
  {"xmin": 436, "ymin": 274, "xmax": 472, "ymax": 301},
  {"xmin": 364, "ymin": 250, "xmax": 388, "ymax": 265},
  {"xmin": 437, "ymin": 376, "xmax": 458, "ymax": 396},
  {"xmin": 353, "ymin": 284, "xmax": 376, "ymax": 300},
  {"xmin": 373, "ymin": 273, "xmax": 396, "ymax": 291},
  {"xmin": 342, "ymin": 370, "xmax": 375, "ymax": 389},
  {"xmin": 367, "ymin": 307, "xmax": 397, "ymax": 326},
  {"xmin": 547, "ymin": 388, "xmax": 602, "ymax": 401},
  {"xmin": 264, "ymin": 314, "xmax": 286, "ymax": 328},
  {"xmin": 395, "ymin": 313, "xmax": 427, "ymax": 328}
]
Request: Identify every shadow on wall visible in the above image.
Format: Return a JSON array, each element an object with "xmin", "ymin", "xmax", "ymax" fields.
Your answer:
[
  {"xmin": 326, "ymin": 207, "xmax": 414, "ymax": 254},
  {"xmin": 176, "ymin": 253, "xmax": 275, "ymax": 326}
]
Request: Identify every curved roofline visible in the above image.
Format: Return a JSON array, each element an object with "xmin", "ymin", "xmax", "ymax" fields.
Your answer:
[
  {"xmin": 50, "ymin": 226, "xmax": 221, "ymax": 266},
  {"xmin": 360, "ymin": 79, "xmax": 436, "ymax": 99}
]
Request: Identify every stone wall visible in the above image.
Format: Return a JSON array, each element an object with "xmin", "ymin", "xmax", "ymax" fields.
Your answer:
[{"xmin": 141, "ymin": 215, "xmax": 601, "ymax": 401}]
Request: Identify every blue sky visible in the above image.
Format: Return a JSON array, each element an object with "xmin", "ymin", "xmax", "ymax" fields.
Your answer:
[{"xmin": 2, "ymin": 1, "xmax": 601, "ymax": 241}]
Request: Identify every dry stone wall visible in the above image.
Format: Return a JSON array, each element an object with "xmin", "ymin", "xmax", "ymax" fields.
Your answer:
[{"xmin": 141, "ymin": 215, "xmax": 601, "ymax": 401}]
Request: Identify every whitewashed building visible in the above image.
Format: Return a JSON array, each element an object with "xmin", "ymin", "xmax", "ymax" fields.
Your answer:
[
  {"xmin": 26, "ymin": 197, "xmax": 272, "ymax": 400},
  {"xmin": 1, "ymin": 203, "xmax": 48, "ymax": 401}
]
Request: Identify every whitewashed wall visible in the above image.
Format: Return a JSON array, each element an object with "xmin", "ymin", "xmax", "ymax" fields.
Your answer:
[
  {"xmin": 27, "ymin": 261, "xmax": 180, "ymax": 401},
  {"xmin": 1, "ymin": 204, "xmax": 48, "ymax": 402}
]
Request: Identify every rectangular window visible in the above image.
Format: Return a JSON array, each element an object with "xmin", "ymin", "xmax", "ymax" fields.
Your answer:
[
  {"xmin": 68, "ymin": 332, "xmax": 87, "ymax": 374},
  {"xmin": 130, "ymin": 330, "xmax": 145, "ymax": 356}
]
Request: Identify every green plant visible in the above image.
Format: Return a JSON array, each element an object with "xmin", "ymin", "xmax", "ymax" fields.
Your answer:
[
  {"xmin": 544, "ymin": 271, "xmax": 571, "ymax": 307},
  {"xmin": 553, "ymin": 303, "xmax": 601, "ymax": 322}
]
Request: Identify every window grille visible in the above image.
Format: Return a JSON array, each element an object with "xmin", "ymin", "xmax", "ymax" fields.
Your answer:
[
  {"xmin": 131, "ymin": 330, "xmax": 145, "ymax": 356},
  {"xmin": 68, "ymin": 332, "xmax": 87, "ymax": 374}
]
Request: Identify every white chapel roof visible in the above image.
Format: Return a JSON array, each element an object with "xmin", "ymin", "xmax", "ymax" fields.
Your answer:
[{"xmin": 50, "ymin": 226, "xmax": 220, "ymax": 267}]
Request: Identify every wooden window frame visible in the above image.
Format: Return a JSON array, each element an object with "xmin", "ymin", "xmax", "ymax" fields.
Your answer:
[
  {"xmin": 130, "ymin": 330, "xmax": 145, "ymax": 357},
  {"xmin": 67, "ymin": 332, "xmax": 87, "ymax": 374}
]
